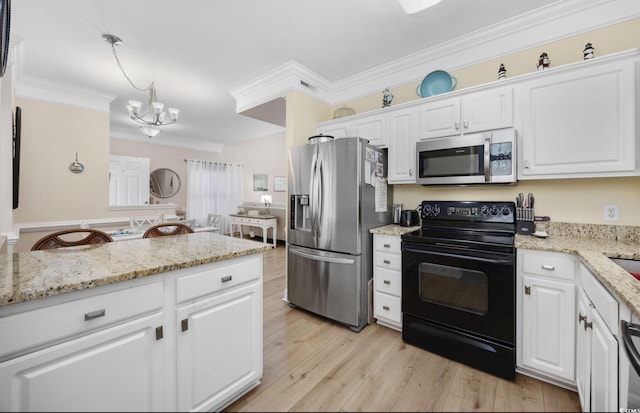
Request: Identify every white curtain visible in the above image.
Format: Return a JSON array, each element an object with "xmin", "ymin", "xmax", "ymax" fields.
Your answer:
[{"xmin": 186, "ymin": 160, "xmax": 243, "ymax": 233}]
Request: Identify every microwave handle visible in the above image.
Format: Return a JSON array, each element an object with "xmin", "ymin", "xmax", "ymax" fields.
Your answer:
[{"xmin": 483, "ymin": 137, "xmax": 491, "ymax": 182}]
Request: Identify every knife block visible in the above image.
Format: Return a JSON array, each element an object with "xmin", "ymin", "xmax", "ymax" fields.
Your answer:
[{"xmin": 516, "ymin": 207, "xmax": 535, "ymax": 235}]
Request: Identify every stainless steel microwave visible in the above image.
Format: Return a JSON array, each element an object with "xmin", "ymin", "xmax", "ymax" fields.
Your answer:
[{"xmin": 416, "ymin": 129, "xmax": 517, "ymax": 185}]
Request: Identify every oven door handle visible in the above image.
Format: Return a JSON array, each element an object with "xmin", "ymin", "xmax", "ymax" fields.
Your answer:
[
  {"xmin": 621, "ymin": 320, "xmax": 640, "ymax": 375},
  {"xmin": 403, "ymin": 246, "xmax": 513, "ymax": 265}
]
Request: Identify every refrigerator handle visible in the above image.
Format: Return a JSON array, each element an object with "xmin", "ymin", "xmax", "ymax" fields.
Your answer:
[
  {"xmin": 310, "ymin": 151, "xmax": 319, "ymax": 237},
  {"xmin": 289, "ymin": 248, "xmax": 356, "ymax": 265},
  {"xmin": 316, "ymin": 161, "xmax": 324, "ymax": 237}
]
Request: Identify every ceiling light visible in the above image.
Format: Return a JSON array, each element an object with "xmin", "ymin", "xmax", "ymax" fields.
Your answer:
[
  {"xmin": 398, "ymin": 0, "xmax": 442, "ymax": 14},
  {"xmin": 103, "ymin": 34, "xmax": 179, "ymax": 138}
]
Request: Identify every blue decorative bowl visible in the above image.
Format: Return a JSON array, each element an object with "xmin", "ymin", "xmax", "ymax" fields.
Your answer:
[{"xmin": 416, "ymin": 70, "xmax": 458, "ymax": 98}]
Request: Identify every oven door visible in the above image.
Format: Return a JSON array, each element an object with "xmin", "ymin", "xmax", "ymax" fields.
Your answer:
[{"xmin": 402, "ymin": 241, "xmax": 515, "ymax": 345}]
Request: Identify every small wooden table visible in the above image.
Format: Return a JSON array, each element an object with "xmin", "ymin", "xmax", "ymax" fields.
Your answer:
[{"xmin": 229, "ymin": 214, "xmax": 277, "ymax": 248}]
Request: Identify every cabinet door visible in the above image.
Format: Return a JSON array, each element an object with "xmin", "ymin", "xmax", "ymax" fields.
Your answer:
[
  {"xmin": 462, "ymin": 86, "xmax": 513, "ymax": 134},
  {"xmin": 520, "ymin": 59, "xmax": 636, "ymax": 178},
  {"xmin": 387, "ymin": 108, "xmax": 417, "ymax": 183},
  {"xmin": 418, "ymin": 97, "xmax": 461, "ymax": 139},
  {"xmin": 176, "ymin": 280, "xmax": 262, "ymax": 412},
  {"xmin": 0, "ymin": 312, "xmax": 164, "ymax": 412},
  {"xmin": 353, "ymin": 115, "xmax": 387, "ymax": 147},
  {"xmin": 589, "ymin": 307, "xmax": 618, "ymax": 413},
  {"xmin": 318, "ymin": 120, "xmax": 350, "ymax": 139},
  {"xmin": 521, "ymin": 275, "xmax": 575, "ymax": 382},
  {"xmin": 576, "ymin": 288, "xmax": 592, "ymax": 412}
]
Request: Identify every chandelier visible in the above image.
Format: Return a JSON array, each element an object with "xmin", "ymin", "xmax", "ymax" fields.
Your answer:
[{"xmin": 103, "ymin": 34, "xmax": 179, "ymax": 138}]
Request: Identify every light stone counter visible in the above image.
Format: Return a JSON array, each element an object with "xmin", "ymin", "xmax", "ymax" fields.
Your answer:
[
  {"xmin": 369, "ymin": 224, "xmax": 420, "ymax": 236},
  {"xmin": 0, "ymin": 232, "xmax": 272, "ymax": 307},
  {"xmin": 516, "ymin": 230, "xmax": 640, "ymax": 320}
]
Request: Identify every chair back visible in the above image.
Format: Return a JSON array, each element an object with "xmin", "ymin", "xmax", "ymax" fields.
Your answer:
[
  {"xmin": 142, "ymin": 222, "xmax": 194, "ymax": 238},
  {"xmin": 130, "ymin": 215, "xmax": 162, "ymax": 229},
  {"xmin": 31, "ymin": 229, "xmax": 114, "ymax": 251},
  {"xmin": 207, "ymin": 214, "xmax": 221, "ymax": 230}
]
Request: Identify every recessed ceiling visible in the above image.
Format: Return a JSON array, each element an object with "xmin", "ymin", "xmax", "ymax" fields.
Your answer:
[{"xmin": 8, "ymin": 0, "xmax": 609, "ymax": 148}]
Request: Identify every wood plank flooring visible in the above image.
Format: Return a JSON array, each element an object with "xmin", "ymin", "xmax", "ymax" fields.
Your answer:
[{"xmin": 225, "ymin": 244, "xmax": 581, "ymax": 412}]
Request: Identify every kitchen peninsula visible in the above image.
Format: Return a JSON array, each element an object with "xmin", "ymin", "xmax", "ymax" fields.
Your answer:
[{"xmin": 0, "ymin": 232, "xmax": 271, "ymax": 412}]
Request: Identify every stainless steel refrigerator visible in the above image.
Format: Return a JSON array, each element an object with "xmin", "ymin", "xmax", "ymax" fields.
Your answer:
[{"xmin": 287, "ymin": 137, "xmax": 392, "ymax": 332}]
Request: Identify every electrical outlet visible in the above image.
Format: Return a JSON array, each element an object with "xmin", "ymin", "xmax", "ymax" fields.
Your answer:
[{"xmin": 603, "ymin": 204, "xmax": 619, "ymax": 222}]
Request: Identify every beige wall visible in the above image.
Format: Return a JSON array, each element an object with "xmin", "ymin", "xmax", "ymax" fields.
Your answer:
[
  {"xmin": 13, "ymin": 98, "xmax": 111, "ymax": 223},
  {"xmin": 321, "ymin": 18, "xmax": 640, "ymax": 226}
]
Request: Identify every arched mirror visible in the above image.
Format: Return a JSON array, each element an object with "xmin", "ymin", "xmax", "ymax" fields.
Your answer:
[{"xmin": 150, "ymin": 168, "xmax": 181, "ymax": 198}]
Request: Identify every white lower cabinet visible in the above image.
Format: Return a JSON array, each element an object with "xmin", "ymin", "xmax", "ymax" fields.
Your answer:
[
  {"xmin": 0, "ymin": 254, "xmax": 263, "ymax": 412},
  {"xmin": 373, "ymin": 234, "xmax": 402, "ymax": 331},
  {"xmin": 0, "ymin": 312, "xmax": 164, "ymax": 412},
  {"xmin": 176, "ymin": 280, "xmax": 262, "ymax": 412},
  {"xmin": 517, "ymin": 249, "xmax": 576, "ymax": 384},
  {"xmin": 576, "ymin": 264, "xmax": 618, "ymax": 413}
]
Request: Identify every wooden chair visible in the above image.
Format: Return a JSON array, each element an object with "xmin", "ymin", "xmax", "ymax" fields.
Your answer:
[
  {"xmin": 130, "ymin": 215, "xmax": 162, "ymax": 229},
  {"xmin": 31, "ymin": 229, "xmax": 114, "ymax": 251},
  {"xmin": 142, "ymin": 222, "xmax": 194, "ymax": 238}
]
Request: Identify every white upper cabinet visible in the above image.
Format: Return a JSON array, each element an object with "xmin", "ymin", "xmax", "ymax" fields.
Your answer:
[
  {"xmin": 387, "ymin": 107, "xmax": 418, "ymax": 184},
  {"xmin": 418, "ymin": 86, "xmax": 514, "ymax": 140},
  {"xmin": 519, "ymin": 57, "xmax": 637, "ymax": 179},
  {"xmin": 317, "ymin": 113, "xmax": 388, "ymax": 147}
]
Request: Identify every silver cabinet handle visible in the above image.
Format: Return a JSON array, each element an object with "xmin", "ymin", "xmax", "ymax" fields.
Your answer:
[
  {"xmin": 383, "ymin": 259, "xmax": 391, "ymax": 264},
  {"xmin": 463, "ymin": 120, "xmax": 469, "ymax": 128},
  {"xmin": 455, "ymin": 122, "xmax": 459, "ymax": 130},
  {"xmin": 541, "ymin": 264, "xmax": 555, "ymax": 271},
  {"xmin": 383, "ymin": 243, "xmax": 391, "ymax": 248},
  {"xmin": 383, "ymin": 280, "xmax": 391, "ymax": 285},
  {"xmin": 579, "ymin": 313, "xmax": 587, "ymax": 325},
  {"xmin": 382, "ymin": 305, "xmax": 390, "ymax": 311},
  {"xmin": 221, "ymin": 275, "xmax": 232, "ymax": 283},
  {"xmin": 84, "ymin": 309, "xmax": 105, "ymax": 321},
  {"xmin": 524, "ymin": 285, "xmax": 531, "ymax": 295}
]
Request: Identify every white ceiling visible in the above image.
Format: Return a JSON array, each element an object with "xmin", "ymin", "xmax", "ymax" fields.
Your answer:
[{"xmin": 7, "ymin": 0, "xmax": 605, "ymax": 149}]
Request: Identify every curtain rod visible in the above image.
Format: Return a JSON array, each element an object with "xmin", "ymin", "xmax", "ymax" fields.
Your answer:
[{"xmin": 184, "ymin": 159, "xmax": 243, "ymax": 167}]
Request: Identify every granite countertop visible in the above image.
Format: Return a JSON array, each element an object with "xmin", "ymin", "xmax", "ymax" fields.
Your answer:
[
  {"xmin": 516, "ymin": 233, "xmax": 640, "ymax": 319},
  {"xmin": 0, "ymin": 232, "xmax": 272, "ymax": 308},
  {"xmin": 369, "ymin": 224, "xmax": 420, "ymax": 236}
]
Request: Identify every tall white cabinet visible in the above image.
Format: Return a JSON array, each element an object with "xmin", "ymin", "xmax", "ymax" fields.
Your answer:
[{"xmin": 372, "ymin": 234, "xmax": 403, "ymax": 331}]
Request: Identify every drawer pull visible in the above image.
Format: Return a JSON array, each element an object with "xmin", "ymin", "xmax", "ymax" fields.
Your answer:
[
  {"xmin": 524, "ymin": 285, "xmax": 531, "ymax": 295},
  {"xmin": 383, "ymin": 243, "xmax": 391, "ymax": 248},
  {"xmin": 541, "ymin": 264, "xmax": 555, "ymax": 271},
  {"xmin": 383, "ymin": 259, "xmax": 391, "ymax": 264},
  {"xmin": 221, "ymin": 275, "xmax": 233, "ymax": 283},
  {"xmin": 181, "ymin": 319, "xmax": 189, "ymax": 332},
  {"xmin": 84, "ymin": 309, "xmax": 105, "ymax": 321},
  {"xmin": 578, "ymin": 313, "xmax": 587, "ymax": 325},
  {"xmin": 382, "ymin": 305, "xmax": 390, "ymax": 311},
  {"xmin": 383, "ymin": 280, "xmax": 391, "ymax": 285},
  {"xmin": 156, "ymin": 326, "xmax": 164, "ymax": 341}
]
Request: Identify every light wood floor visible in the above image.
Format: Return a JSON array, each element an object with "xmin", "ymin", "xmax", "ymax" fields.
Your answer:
[{"xmin": 225, "ymin": 244, "xmax": 581, "ymax": 412}]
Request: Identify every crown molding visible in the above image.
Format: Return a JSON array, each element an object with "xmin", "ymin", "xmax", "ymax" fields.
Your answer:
[
  {"xmin": 110, "ymin": 129, "xmax": 225, "ymax": 153},
  {"xmin": 229, "ymin": 60, "xmax": 333, "ymax": 114},
  {"xmin": 14, "ymin": 74, "xmax": 115, "ymax": 112},
  {"xmin": 235, "ymin": 0, "xmax": 640, "ymax": 109}
]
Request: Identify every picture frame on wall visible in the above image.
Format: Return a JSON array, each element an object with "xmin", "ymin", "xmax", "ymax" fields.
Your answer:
[
  {"xmin": 253, "ymin": 174, "xmax": 268, "ymax": 191},
  {"xmin": 274, "ymin": 176, "xmax": 286, "ymax": 192}
]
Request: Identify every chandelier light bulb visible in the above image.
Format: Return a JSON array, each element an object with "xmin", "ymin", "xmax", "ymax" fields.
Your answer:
[
  {"xmin": 140, "ymin": 126, "xmax": 160, "ymax": 138},
  {"xmin": 151, "ymin": 101, "xmax": 164, "ymax": 115},
  {"xmin": 168, "ymin": 108, "xmax": 180, "ymax": 121},
  {"xmin": 128, "ymin": 100, "xmax": 142, "ymax": 116}
]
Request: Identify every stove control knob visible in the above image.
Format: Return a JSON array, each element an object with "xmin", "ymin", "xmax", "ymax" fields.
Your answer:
[
  {"xmin": 480, "ymin": 205, "xmax": 490, "ymax": 216},
  {"xmin": 501, "ymin": 206, "xmax": 512, "ymax": 216},
  {"xmin": 489, "ymin": 206, "xmax": 499, "ymax": 216}
]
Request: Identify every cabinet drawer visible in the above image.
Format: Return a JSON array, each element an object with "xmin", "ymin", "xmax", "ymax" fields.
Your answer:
[
  {"xmin": 374, "ymin": 292, "xmax": 402, "ymax": 324},
  {"xmin": 374, "ymin": 267, "xmax": 402, "ymax": 297},
  {"xmin": 176, "ymin": 255, "xmax": 261, "ymax": 303},
  {"xmin": 374, "ymin": 235, "xmax": 401, "ymax": 253},
  {"xmin": 520, "ymin": 249, "xmax": 576, "ymax": 281},
  {"xmin": 579, "ymin": 263, "xmax": 618, "ymax": 335},
  {"xmin": 0, "ymin": 281, "xmax": 163, "ymax": 359},
  {"xmin": 375, "ymin": 251, "xmax": 401, "ymax": 271}
]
